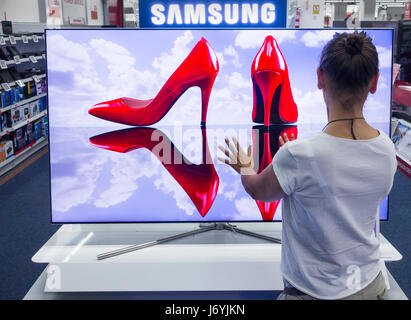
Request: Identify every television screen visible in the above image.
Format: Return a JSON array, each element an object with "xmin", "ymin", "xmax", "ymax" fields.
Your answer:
[{"xmin": 46, "ymin": 29, "xmax": 392, "ymax": 223}]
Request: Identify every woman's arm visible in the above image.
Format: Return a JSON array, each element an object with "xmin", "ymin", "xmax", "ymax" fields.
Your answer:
[
  {"xmin": 241, "ymin": 164, "xmax": 286, "ymax": 202},
  {"xmin": 218, "ymin": 134, "xmax": 294, "ymax": 202}
]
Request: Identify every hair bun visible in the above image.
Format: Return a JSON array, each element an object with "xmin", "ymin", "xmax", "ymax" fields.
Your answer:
[{"xmin": 345, "ymin": 34, "xmax": 363, "ymax": 55}]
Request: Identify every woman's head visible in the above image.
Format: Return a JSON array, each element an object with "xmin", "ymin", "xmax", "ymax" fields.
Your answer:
[{"xmin": 317, "ymin": 31, "xmax": 379, "ymax": 110}]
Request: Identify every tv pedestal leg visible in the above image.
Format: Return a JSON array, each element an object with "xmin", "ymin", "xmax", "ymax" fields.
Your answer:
[
  {"xmin": 97, "ymin": 222, "xmax": 281, "ymax": 260},
  {"xmin": 220, "ymin": 223, "xmax": 281, "ymax": 244}
]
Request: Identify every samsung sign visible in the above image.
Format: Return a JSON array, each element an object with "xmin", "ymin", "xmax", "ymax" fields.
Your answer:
[{"xmin": 139, "ymin": 1, "xmax": 287, "ymax": 28}]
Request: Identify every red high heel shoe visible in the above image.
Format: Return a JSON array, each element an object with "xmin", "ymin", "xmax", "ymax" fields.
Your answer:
[
  {"xmin": 89, "ymin": 127, "xmax": 219, "ymax": 217},
  {"xmin": 89, "ymin": 38, "xmax": 219, "ymax": 126},
  {"xmin": 252, "ymin": 125, "xmax": 297, "ymax": 220},
  {"xmin": 251, "ymin": 36, "xmax": 298, "ymax": 125}
]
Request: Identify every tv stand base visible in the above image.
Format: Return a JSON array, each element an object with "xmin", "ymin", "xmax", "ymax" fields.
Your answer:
[{"xmin": 97, "ymin": 222, "xmax": 281, "ymax": 260}]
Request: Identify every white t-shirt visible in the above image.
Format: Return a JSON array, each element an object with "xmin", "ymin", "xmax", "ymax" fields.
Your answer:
[{"xmin": 272, "ymin": 131, "xmax": 397, "ymax": 299}]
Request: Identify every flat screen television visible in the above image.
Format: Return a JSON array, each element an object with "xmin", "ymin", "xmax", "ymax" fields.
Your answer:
[{"xmin": 46, "ymin": 29, "xmax": 393, "ymax": 223}]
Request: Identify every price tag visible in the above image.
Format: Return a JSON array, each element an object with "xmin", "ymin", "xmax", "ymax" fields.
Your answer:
[
  {"xmin": 29, "ymin": 55, "xmax": 37, "ymax": 63},
  {"xmin": 32, "ymin": 75, "xmax": 39, "ymax": 83},
  {"xmin": 32, "ymin": 35, "xmax": 38, "ymax": 43},
  {"xmin": 13, "ymin": 55, "xmax": 21, "ymax": 65},
  {"xmin": 22, "ymin": 35, "xmax": 28, "ymax": 43},
  {"xmin": 0, "ymin": 60, "xmax": 7, "ymax": 69},
  {"xmin": 1, "ymin": 83, "xmax": 11, "ymax": 91},
  {"xmin": 9, "ymin": 36, "xmax": 16, "ymax": 44},
  {"xmin": 16, "ymin": 80, "xmax": 24, "ymax": 88},
  {"xmin": 0, "ymin": 37, "xmax": 5, "ymax": 45}
]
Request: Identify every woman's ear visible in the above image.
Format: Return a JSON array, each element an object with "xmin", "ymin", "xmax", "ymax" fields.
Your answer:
[
  {"xmin": 317, "ymin": 68, "xmax": 324, "ymax": 89},
  {"xmin": 369, "ymin": 72, "xmax": 380, "ymax": 94}
]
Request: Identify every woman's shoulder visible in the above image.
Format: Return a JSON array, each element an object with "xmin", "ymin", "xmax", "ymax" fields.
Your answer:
[
  {"xmin": 282, "ymin": 134, "xmax": 323, "ymax": 160},
  {"xmin": 287, "ymin": 133, "xmax": 325, "ymax": 149},
  {"xmin": 286, "ymin": 130, "xmax": 396, "ymax": 159}
]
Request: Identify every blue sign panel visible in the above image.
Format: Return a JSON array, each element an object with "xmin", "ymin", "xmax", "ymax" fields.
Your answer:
[{"xmin": 139, "ymin": 1, "xmax": 287, "ymax": 28}]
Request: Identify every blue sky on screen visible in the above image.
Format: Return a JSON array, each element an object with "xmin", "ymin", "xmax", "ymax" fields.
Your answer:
[{"xmin": 46, "ymin": 29, "xmax": 391, "ymax": 222}]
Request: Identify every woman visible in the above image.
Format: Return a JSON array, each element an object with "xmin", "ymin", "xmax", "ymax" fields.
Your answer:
[{"xmin": 218, "ymin": 31, "xmax": 397, "ymax": 300}]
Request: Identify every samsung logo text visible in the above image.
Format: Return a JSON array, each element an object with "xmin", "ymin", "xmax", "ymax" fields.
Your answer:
[{"xmin": 150, "ymin": 3, "xmax": 277, "ymax": 26}]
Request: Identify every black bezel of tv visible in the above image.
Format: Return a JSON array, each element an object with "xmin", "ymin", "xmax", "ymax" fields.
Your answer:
[{"xmin": 45, "ymin": 28, "xmax": 393, "ymax": 224}]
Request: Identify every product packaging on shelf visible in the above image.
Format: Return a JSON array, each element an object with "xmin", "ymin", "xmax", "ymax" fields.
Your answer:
[
  {"xmin": 34, "ymin": 120, "xmax": 42, "ymax": 140},
  {"xmin": 4, "ymin": 112, "xmax": 12, "ymax": 128},
  {"xmin": 14, "ymin": 87, "xmax": 23, "ymax": 102},
  {"xmin": 13, "ymin": 88, "xmax": 19, "ymax": 103},
  {"xmin": 0, "ymin": 141, "xmax": 6, "ymax": 162},
  {"xmin": 5, "ymin": 140, "xmax": 13, "ymax": 158},
  {"xmin": 10, "ymin": 107, "xmax": 22, "ymax": 125},
  {"xmin": 0, "ymin": 113, "xmax": 5, "ymax": 132},
  {"xmin": 38, "ymin": 96, "xmax": 46, "ymax": 112},
  {"xmin": 36, "ymin": 79, "xmax": 46, "ymax": 95},
  {"xmin": 1, "ymin": 87, "xmax": 24, "ymax": 109},
  {"xmin": 1, "ymin": 90, "xmax": 11, "ymax": 108},
  {"xmin": 22, "ymin": 105, "xmax": 30, "ymax": 120},
  {"xmin": 29, "ymin": 100, "xmax": 39, "ymax": 117},
  {"xmin": 10, "ymin": 104, "xmax": 30, "ymax": 125},
  {"xmin": 13, "ymin": 127, "xmax": 26, "ymax": 151},
  {"xmin": 42, "ymin": 116, "xmax": 48, "ymax": 137},
  {"xmin": 0, "ymin": 143, "xmax": 5, "ymax": 163},
  {"xmin": 26, "ymin": 122, "xmax": 35, "ymax": 143},
  {"xmin": 9, "ymin": 88, "xmax": 15, "ymax": 105},
  {"xmin": 0, "ymin": 140, "xmax": 14, "ymax": 162},
  {"xmin": 24, "ymin": 80, "xmax": 36, "ymax": 99}
]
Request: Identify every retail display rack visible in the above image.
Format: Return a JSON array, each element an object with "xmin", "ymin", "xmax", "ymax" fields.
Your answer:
[
  {"xmin": 0, "ymin": 32, "xmax": 48, "ymax": 177},
  {"xmin": 392, "ymin": 80, "xmax": 411, "ymax": 179},
  {"xmin": 398, "ymin": 20, "xmax": 411, "ymax": 83}
]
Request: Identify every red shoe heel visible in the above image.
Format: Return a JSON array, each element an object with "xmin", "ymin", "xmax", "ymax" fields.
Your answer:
[
  {"xmin": 252, "ymin": 125, "xmax": 298, "ymax": 220},
  {"xmin": 252, "ymin": 70, "xmax": 283, "ymax": 126},
  {"xmin": 252, "ymin": 125, "xmax": 280, "ymax": 220},
  {"xmin": 89, "ymin": 38, "xmax": 219, "ymax": 126},
  {"xmin": 278, "ymin": 73, "xmax": 298, "ymax": 124},
  {"xmin": 251, "ymin": 36, "xmax": 298, "ymax": 125},
  {"xmin": 89, "ymin": 127, "xmax": 219, "ymax": 217},
  {"xmin": 197, "ymin": 75, "xmax": 217, "ymax": 126}
]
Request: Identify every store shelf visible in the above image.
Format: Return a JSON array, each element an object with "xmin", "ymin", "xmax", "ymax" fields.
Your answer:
[
  {"xmin": 0, "ymin": 34, "xmax": 45, "ymax": 45},
  {"xmin": 0, "ymin": 136, "xmax": 47, "ymax": 176},
  {"xmin": 392, "ymin": 117, "xmax": 411, "ymax": 179},
  {"xmin": 396, "ymin": 153, "xmax": 411, "ymax": 179},
  {"xmin": 0, "ymin": 29, "xmax": 47, "ymax": 176},
  {"xmin": 0, "ymin": 30, "xmax": 47, "ymax": 178},
  {"xmin": 14, "ymin": 110, "xmax": 47, "ymax": 130},
  {"xmin": 0, "ymin": 73, "xmax": 46, "ymax": 90},
  {"xmin": 0, "ymin": 93, "xmax": 47, "ymax": 113},
  {"xmin": 0, "ymin": 110, "xmax": 47, "ymax": 138},
  {"xmin": 1, "ymin": 54, "xmax": 45, "ymax": 68},
  {"xmin": 393, "ymin": 82, "xmax": 411, "ymax": 108}
]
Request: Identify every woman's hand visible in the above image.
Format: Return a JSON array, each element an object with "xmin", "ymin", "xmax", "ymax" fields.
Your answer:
[
  {"xmin": 279, "ymin": 132, "xmax": 295, "ymax": 147},
  {"xmin": 218, "ymin": 132, "xmax": 295, "ymax": 202},
  {"xmin": 218, "ymin": 137, "xmax": 256, "ymax": 175}
]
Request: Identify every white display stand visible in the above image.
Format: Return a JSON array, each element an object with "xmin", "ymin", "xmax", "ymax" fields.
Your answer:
[{"xmin": 24, "ymin": 223, "xmax": 407, "ymax": 300}]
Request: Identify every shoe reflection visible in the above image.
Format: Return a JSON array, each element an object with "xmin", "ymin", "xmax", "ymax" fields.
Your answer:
[
  {"xmin": 89, "ymin": 127, "xmax": 219, "ymax": 217},
  {"xmin": 252, "ymin": 125, "xmax": 298, "ymax": 220}
]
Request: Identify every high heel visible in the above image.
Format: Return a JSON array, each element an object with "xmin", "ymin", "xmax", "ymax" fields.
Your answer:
[
  {"xmin": 252, "ymin": 126, "xmax": 280, "ymax": 220},
  {"xmin": 252, "ymin": 125, "xmax": 298, "ymax": 220},
  {"xmin": 252, "ymin": 71, "xmax": 283, "ymax": 126},
  {"xmin": 89, "ymin": 38, "xmax": 219, "ymax": 126},
  {"xmin": 251, "ymin": 36, "xmax": 298, "ymax": 125},
  {"xmin": 89, "ymin": 127, "xmax": 219, "ymax": 217}
]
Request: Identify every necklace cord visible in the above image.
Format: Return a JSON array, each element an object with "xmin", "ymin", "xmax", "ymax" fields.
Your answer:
[{"xmin": 322, "ymin": 117, "xmax": 365, "ymax": 140}]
